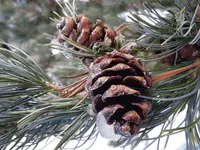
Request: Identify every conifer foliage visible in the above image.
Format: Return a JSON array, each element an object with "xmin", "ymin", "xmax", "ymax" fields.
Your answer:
[{"xmin": 0, "ymin": 0, "xmax": 200, "ymax": 150}]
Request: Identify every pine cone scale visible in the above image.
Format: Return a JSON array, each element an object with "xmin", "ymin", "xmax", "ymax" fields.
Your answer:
[
  {"xmin": 89, "ymin": 63, "xmax": 135, "ymax": 87},
  {"xmin": 61, "ymin": 17, "xmax": 75, "ymax": 36},
  {"xmin": 104, "ymin": 27, "xmax": 117, "ymax": 42},
  {"xmin": 102, "ymin": 63, "xmax": 135, "ymax": 76},
  {"xmin": 89, "ymin": 20, "xmax": 104, "ymax": 44},
  {"xmin": 76, "ymin": 15, "xmax": 91, "ymax": 34},
  {"xmin": 91, "ymin": 76, "xmax": 122, "ymax": 95},
  {"xmin": 122, "ymin": 76, "xmax": 149, "ymax": 88},
  {"xmin": 122, "ymin": 110, "xmax": 141, "ymax": 124},
  {"xmin": 131, "ymin": 102, "xmax": 151, "ymax": 119},
  {"xmin": 94, "ymin": 57, "xmax": 126, "ymax": 70},
  {"xmin": 100, "ymin": 58, "xmax": 126, "ymax": 69},
  {"xmin": 101, "ymin": 85, "xmax": 141, "ymax": 102},
  {"xmin": 102, "ymin": 104, "xmax": 124, "ymax": 124},
  {"xmin": 128, "ymin": 59, "xmax": 148, "ymax": 76},
  {"xmin": 69, "ymin": 29, "xmax": 78, "ymax": 42}
]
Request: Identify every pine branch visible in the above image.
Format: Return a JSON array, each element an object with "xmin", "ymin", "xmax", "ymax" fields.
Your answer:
[
  {"xmin": 0, "ymin": 42, "xmax": 97, "ymax": 150},
  {"xmin": 0, "ymin": 43, "xmax": 51, "ymax": 97},
  {"xmin": 125, "ymin": 0, "xmax": 200, "ymax": 63},
  {"xmin": 1, "ymin": 1, "xmax": 200, "ymax": 150}
]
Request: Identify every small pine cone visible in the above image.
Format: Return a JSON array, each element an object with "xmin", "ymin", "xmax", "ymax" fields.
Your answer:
[
  {"xmin": 161, "ymin": 45, "xmax": 198, "ymax": 65},
  {"xmin": 178, "ymin": 45, "xmax": 198, "ymax": 60},
  {"xmin": 85, "ymin": 50, "xmax": 152, "ymax": 137},
  {"xmin": 189, "ymin": 0, "xmax": 200, "ymax": 10},
  {"xmin": 57, "ymin": 14, "xmax": 117, "ymax": 50}
]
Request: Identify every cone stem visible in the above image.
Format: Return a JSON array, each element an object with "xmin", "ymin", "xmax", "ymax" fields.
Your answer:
[
  {"xmin": 152, "ymin": 60, "xmax": 200, "ymax": 83},
  {"xmin": 115, "ymin": 23, "xmax": 125, "ymax": 31},
  {"xmin": 60, "ymin": 72, "xmax": 88, "ymax": 79},
  {"xmin": 67, "ymin": 81, "xmax": 85, "ymax": 97},
  {"xmin": 46, "ymin": 76, "xmax": 87, "ymax": 97},
  {"xmin": 115, "ymin": 23, "xmax": 129, "ymax": 33},
  {"xmin": 116, "ymin": 26, "xmax": 129, "ymax": 34},
  {"xmin": 60, "ymin": 76, "xmax": 87, "ymax": 97}
]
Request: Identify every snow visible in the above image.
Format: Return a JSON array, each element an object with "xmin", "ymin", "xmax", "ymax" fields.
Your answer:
[{"xmin": 96, "ymin": 110, "xmax": 122, "ymax": 141}]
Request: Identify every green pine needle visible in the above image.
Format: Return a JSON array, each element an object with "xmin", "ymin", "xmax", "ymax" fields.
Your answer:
[
  {"xmin": 127, "ymin": 0, "xmax": 200, "ymax": 63},
  {"xmin": 0, "ymin": 0, "xmax": 200, "ymax": 150}
]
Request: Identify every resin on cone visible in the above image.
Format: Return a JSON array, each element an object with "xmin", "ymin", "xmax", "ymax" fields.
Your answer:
[{"xmin": 85, "ymin": 50, "xmax": 152, "ymax": 138}]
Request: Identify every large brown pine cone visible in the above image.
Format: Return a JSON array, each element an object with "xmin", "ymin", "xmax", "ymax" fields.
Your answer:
[
  {"xmin": 57, "ymin": 15, "xmax": 117, "ymax": 48},
  {"xmin": 85, "ymin": 50, "xmax": 152, "ymax": 137}
]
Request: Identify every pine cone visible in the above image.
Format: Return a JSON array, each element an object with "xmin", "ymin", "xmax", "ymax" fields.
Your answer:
[
  {"xmin": 57, "ymin": 14, "xmax": 117, "ymax": 49},
  {"xmin": 189, "ymin": 0, "xmax": 200, "ymax": 10},
  {"xmin": 161, "ymin": 45, "xmax": 198, "ymax": 64},
  {"xmin": 86, "ymin": 50, "xmax": 152, "ymax": 137}
]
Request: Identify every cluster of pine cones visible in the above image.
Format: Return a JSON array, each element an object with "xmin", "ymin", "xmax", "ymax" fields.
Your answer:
[
  {"xmin": 56, "ymin": 14, "xmax": 153, "ymax": 138},
  {"xmin": 55, "ymin": 11, "xmax": 200, "ymax": 138}
]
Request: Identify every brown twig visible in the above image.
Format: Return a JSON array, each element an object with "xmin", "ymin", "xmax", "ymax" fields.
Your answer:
[
  {"xmin": 60, "ymin": 76, "xmax": 87, "ymax": 89},
  {"xmin": 46, "ymin": 76, "xmax": 87, "ymax": 97},
  {"xmin": 152, "ymin": 60, "xmax": 200, "ymax": 83},
  {"xmin": 67, "ymin": 81, "xmax": 86, "ymax": 97},
  {"xmin": 116, "ymin": 26, "xmax": 129, "ymax": 34},
  {"xmin": 115, "ymin": 23, "xmax": 129, "ymax": 33},
  {"xmin": 60, "ymin": 72, "xmax": 88, "ymax": 79},
  {"xmin": 61, "ymin": 79, "xmax": 85, "ymax": 97}
]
